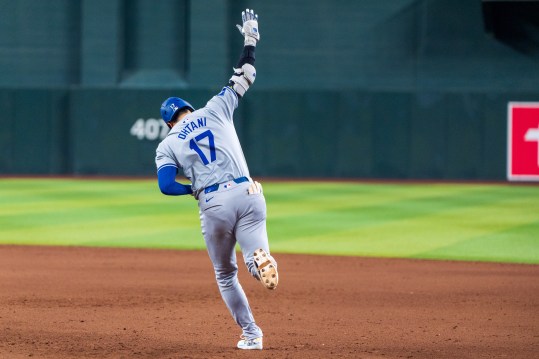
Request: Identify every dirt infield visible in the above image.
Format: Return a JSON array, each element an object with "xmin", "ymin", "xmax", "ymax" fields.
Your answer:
[{"xmin": 0, "ymin": 246, "xmax": 537, "ymax": 358}]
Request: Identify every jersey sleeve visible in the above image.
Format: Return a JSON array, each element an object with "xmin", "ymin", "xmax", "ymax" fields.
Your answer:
[
  {"xmin": 155, "ymin": 141, "xmax": 178, "ymax": 173},
  {"xmin": 205, "ymin": 86, "xmax": 238, "ymax": 123}
]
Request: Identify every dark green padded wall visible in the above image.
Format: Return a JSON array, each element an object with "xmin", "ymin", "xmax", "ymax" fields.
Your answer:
[{"xmin": 0, "ymin": 90, "xmax": 70, "ymax": 174}]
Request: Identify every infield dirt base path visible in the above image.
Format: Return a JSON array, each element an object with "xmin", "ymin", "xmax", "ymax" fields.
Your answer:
[{"xmin": 0, "ymin": 246, "xmax": 537, "ymax": 359}]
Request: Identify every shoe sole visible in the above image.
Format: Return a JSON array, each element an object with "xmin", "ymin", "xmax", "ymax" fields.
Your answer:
[{"xmin": 253, "ymin": 249, "xmax": 278, "ymax": 290}]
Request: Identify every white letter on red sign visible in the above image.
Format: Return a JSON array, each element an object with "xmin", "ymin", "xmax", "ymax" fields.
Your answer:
[{"xmin": 524, "ymin": 126, "xmax": 539, "ymax": 167}]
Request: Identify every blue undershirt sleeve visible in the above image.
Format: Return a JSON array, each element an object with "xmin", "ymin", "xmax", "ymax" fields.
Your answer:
[{"xmin": 157, "ymin": 166, "xmax": 193, "ymax": 196}]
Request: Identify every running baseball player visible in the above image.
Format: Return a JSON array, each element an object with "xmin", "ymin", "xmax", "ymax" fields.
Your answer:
[{"xmin": 155, "ymin": 9, "xmax": 277, "ymax": 350}]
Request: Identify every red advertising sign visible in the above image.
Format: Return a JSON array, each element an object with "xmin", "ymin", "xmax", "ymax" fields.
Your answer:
[{"xmin": 507, "ymin": 102, "xmax": 539, "ymax": 181}]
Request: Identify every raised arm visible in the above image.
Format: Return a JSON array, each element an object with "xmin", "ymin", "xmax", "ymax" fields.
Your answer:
[{"xmin": 229, "ymin": 9, "xmax": 259, "ymax": 98}]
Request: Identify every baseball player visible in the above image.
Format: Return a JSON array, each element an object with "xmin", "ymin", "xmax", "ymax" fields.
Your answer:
[{"xmin": 155, "ymin": 9, "xmax": 278, "ymax": 350}]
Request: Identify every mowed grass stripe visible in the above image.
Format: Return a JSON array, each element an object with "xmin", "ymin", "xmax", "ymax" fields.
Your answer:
[
  {"xmin": 1, "ymin": 178, "xmax": 538, "ymax": 264},
  {"xmin": 0, "ymin": 178, "xmax": 201, "ymax": 247},
  {"xmin": 267, "ymin": 184, "xmax": 521, "ymax": 239},
  {"xmin": 267, "ymin": 184, "xmax": 538, "ymax": 263},
  {"xmin": 273, "ymin": 195, "xmax": 537, "ymax": 261},
  {"xmin": 416, "ymin": 221, "xmax": 539, "ymax": 263}
]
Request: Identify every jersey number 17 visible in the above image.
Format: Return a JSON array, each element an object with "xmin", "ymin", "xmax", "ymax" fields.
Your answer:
[{"xmin": 189, "ymin": 130, "xmax": 216, "ymax": 165}]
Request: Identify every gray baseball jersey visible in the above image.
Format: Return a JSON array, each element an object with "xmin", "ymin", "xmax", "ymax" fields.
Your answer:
[
  {"xmin": 155, "ymin": 87, "xmax": 249, "ymax": 195},
  {"xmin": 155, "ymin": 86, "xmax": 275, "ymax": 341}
]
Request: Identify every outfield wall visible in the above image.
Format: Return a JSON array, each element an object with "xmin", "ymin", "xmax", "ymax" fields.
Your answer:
[
  {"xmin": 2, "ymin": 88, "xmax": 538, "ymax": 179},
  {"xmin": 1, "ymin": 0, "xmax": 538, "ymax": 179}
]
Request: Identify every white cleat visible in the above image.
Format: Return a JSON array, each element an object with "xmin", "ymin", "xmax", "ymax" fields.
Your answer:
[
  {"xmin": 253, "ymin": 248, "xmax": 278, "ymax": 290},
  {"xmin": 237, "ymin": 336, "xmax": 263, "ymax": 350}
]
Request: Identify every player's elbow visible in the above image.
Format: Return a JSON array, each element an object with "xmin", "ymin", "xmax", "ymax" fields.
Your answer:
[
  {"xmin": 157, "ymin": 178, "xmax": 192, "ymax": 196},
  {"xmin": 229, "ymin": 64, "xmax": 256, "ymax": 97},
  {"xmin": 158, "ymin": 180, "xmax": 184, "ymax": 196},
  {"xmin": 159, "ymin": 182, "xmax": 174, "ymax": 196}
]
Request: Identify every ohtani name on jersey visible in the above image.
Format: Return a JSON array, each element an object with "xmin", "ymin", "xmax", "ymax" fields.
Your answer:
[{"xmin": 178, "ymin": 117, "xmax": 207, "ymax": 140}]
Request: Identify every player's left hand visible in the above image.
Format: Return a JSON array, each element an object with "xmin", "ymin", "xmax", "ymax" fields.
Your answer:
[
  {"xmin": 236, "ymin": 9, "xmax": 260, "ymax": 46},
  {"xmin": 247, "ymin": 181, "xmax": 263, "ymax": 195}
]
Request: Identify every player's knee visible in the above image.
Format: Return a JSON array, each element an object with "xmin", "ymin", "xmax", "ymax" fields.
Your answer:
[{"xmin": 215, "ymin": 267, "xmax": 238, "ymax": 289}]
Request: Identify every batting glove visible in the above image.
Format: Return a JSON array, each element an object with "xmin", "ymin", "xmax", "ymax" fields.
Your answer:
[
  {"xmin": 247, "ymin": 181, "xmax": 263, "ymax": 195},
  {"xmin": 236, "ymin": 9, "xmax": 260, "ymax": 46}
]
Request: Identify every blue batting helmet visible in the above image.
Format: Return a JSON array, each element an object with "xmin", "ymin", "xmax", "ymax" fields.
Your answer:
[{"xmin": 160, "ymin": 97, "xmax": 195, "ymax": 123}]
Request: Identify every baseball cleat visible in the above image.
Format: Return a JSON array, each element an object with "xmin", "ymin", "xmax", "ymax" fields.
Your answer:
[
  {"xmin": 253, "ymin": 248, "xmax": 278, "ymax": 290},
  {"xmin": 237, "ymin": 336, "xmax": 263, "ymax": 350}
]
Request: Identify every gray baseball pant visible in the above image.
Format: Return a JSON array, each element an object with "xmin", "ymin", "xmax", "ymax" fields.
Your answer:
[{"xmin": 198, "ymin": 181, "xmax": 270, "ymax": 340}]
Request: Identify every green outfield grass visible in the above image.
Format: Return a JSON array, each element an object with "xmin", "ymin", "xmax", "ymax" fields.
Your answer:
[{"xmin": 0, "ymin": 178, "xmax": 538, "ymax": 264}]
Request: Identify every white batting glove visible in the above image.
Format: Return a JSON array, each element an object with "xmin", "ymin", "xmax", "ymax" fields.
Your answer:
[{"xmin": 236, "ymin": 9, "xmax": 260, "ymax": 46}]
